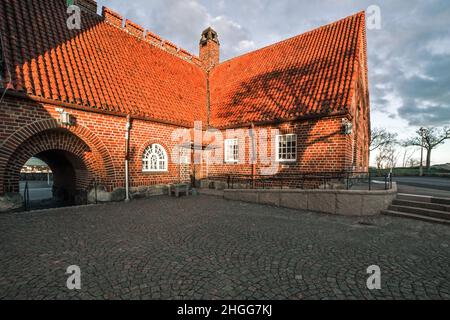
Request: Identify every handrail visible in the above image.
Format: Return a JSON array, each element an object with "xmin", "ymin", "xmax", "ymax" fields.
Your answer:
[{"xmin": 207, "ymin": 171, "xmax": 394, "ymax": 191}]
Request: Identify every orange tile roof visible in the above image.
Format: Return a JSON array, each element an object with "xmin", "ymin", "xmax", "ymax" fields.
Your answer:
[
  {"xmin": 0, "ymin": 0, "xmax": 207, "ymax": 127},
  {"xmin": 0, "ymin": 1, "xmax": 367, "ymax": 129},
  {"xmin": 209, "ymin": 12, "xmax": 367, "ymax": 128}
]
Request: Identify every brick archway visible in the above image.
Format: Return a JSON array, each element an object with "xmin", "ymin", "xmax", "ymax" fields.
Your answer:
[
  {"xmin": 0, "ymin": 119, "xmax": 116, "ymax": 195},
  {"xmin": 2, "ymin": 130, "xmax": 101, "ymax": 200}
]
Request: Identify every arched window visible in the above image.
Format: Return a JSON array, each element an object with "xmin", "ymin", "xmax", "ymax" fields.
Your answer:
[{"xmin": 142, "ymin": 144, "xmax": 168, "ymax": 172}]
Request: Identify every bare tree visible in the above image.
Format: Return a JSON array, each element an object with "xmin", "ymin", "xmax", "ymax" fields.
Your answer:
[
  {"xmin": 370, "ymin": 128, "xmax": 398, "ymax": 152},
  {"xmin": 376, "ymin": 145, "xmax": 399, "ymax": 169},
  {"xmin": 408, "ymin": 158, "xmax": 420, "ymax": 168},
  {"xmin": 400, "ymin": 142, "xmax": 418, "ymax": 168},
  {"xmin": 375, "ymin": 152, "xmax": 385, "ymax": 169},
  {"xmin": 385, "ymin": 146, "xmax": 400, "ymax": 169},
  {"xmin": 405, "ymin": 127, "xmax": 450, "ymax": 169}
]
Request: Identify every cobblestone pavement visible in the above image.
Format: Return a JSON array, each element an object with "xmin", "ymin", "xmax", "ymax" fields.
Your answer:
[{"xmin": 1, "ymin": 195, "xmax": 449, "ymax": 300}]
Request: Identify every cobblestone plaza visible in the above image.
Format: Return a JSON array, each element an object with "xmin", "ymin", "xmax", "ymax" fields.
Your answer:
[{"xmin": 0, "ymin": 196, "xmax": 449, "ymax": 300}]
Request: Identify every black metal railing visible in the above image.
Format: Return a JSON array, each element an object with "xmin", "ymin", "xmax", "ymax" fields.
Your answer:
[
  {"xmin": 207, "ymin": 172, "xmax": 393, "ymax": 191},
  {"xmin": 23, "ymin": 181, "xmax": 30, "ymax": 211}
]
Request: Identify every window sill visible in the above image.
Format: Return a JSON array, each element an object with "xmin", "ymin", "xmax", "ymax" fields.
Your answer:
[
  {"xmin": 142, "ymin": 170, "xmax": 169, "ymax": 174},
  {"xmin": 276, "ymin": 160, "xmax": 297, "ymax": 164}
]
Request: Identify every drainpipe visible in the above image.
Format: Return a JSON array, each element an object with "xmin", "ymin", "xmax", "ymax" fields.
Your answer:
[
  {"xmin": 125, "ymin": 115, "xmax": 131, "ymax": 202},
  {"xmin": 250, "ymin": 123, "xmax": 257, "ymax": 188},
  {"xmin": 206, "ymin": 71, "xmax": 211, "ymax": 129}
]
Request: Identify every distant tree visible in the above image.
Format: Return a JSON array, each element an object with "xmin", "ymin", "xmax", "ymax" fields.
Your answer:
[
  {"xmin": 370, "ymin": 128, "xmax": 398, "ymax": 152},
  {"xmin": 405, "ymin": 127, "xmax": 450, "ymax": 170},
  {"xmin": 408, "ymin": 158, "xmax": 420, "ymax": 168},
  {"xmin": 376, "ymin": 145, "xmax": 399, "ymax": 169},
  {"xmin": 400, "ymin": 143, "xmax": 418, "ymax": 168},
  {"xmin": 375, "ymin": 152, "xmax": 385, "ymax": 169},
  {"xmin": 385, "ymin": 146, "xmax": 400, "ymax": 169}
]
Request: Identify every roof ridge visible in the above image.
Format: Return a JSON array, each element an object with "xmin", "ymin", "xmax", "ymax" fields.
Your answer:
[{"xmin": 217, "ymin": 11, "xmax": 366, "ymax": 66}]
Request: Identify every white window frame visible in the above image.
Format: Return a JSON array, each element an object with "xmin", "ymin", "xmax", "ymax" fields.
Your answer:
[
  {"xmin": 276, "ymin": 134, "xmax": 297, "ymax": 162},
  {"xmin": 224, "ymin": 138, "xmax": 239, "ymax": 163},
  {"xmin": 142, "ymin": 144, "xmax": 168, "ymax": 172}
]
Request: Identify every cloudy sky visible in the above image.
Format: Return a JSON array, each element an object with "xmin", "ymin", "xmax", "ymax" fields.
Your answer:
[{"xmin": 97, "ymin": 0, "xmax": 450, "ymax": 166}]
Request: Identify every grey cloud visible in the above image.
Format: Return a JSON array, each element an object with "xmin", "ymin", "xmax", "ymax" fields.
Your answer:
[
  {"xmin": 365, "ymin": 1, "xmax": 450, "ymax": 126},
  {"xmin": 398, "ymin": 102, "xmax": 450, "ymax": 126}
]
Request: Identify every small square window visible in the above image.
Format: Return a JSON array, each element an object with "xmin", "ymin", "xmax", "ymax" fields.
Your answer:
[
  {"xmin": 276, "ymin": 134, "xmax": 297, "ymax": 162},
  {"xmin": 224, "ymin": 139, "xmax": 239, "ymax": 163}
]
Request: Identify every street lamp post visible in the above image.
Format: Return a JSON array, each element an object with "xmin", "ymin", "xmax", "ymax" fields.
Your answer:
[{"xmin": 419, "ymin": 127, "xmax": 425, "ymax": 177}]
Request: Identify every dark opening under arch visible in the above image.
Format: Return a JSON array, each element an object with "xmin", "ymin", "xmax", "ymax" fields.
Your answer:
[{"xmin": 4, "ymin": 129, "xmax": 101, "ymax": 208}]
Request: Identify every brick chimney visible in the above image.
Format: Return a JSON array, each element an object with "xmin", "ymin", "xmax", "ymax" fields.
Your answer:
[{"xmin": 199, "ymin": 27, "xmax": 220, "ymax": 71}]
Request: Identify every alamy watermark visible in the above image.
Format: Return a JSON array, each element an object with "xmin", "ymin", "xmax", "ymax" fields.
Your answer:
[
  {"xmin": 66, "ymin": 265, "xmax": 81, "ymax": 290},
  {"xmin": 170, "ymin": 121, "xmax": 287, "ymax": 176},
  {"xmin": 367, "ymin": 265, "xmax": 381, "ymax": 290},
  {"xmin": 64, "ymin": 3, "xmax": 382, "ymax": 32},
  {"xmin": 67, "ymin": 1, "xmax": 81, "ymax": 30},
  {"xmin": 367, "ymin": 5, "xmax": 382, "ymax": 30}
]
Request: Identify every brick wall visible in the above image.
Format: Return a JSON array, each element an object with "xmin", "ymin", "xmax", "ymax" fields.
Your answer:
[
  {"xmin": 0, "ymin": 89, "xmax": 369, "ymax": 196},
  {"xmin": 205, "ymin": 117, "xmax": 353, "ymax": 179},
  {"xmin": 0, "ymin": 95, "xmax": 187, "ymax": 195},
  {"xmin": 349, "ymin": 64, "xmax": 371, "ymax": 173}
]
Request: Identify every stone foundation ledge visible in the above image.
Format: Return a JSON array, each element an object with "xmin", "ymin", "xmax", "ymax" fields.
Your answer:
[
  {"xmin": 87, "ymin": 184, "xmax": 172, "ymax": 203},
  {"xmin": 223, "ymin": 183, "xmax": 398, "ymax": 216},
  {"xmin": 0, "ymin": 193, "xmax": 24, "ymax": 213}
]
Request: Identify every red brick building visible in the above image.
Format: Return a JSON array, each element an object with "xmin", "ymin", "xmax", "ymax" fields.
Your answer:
[{"xmin": 0, "ymin": 0, "xmax": 370, "ymax": 207}]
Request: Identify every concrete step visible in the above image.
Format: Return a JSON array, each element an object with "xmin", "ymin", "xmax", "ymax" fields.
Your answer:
[
  {"xmin": 392, "ymin": 199, "xmax": 450, "ymax": 212},
  {"xmin": 382, "ymin": 210, "xmax": 450, "ymax": 225},
  {"xmin": 397, "ymin": 193, "xmax": 450, "ymax": 205},
  {"xmin": 388, "ymin": 205, "xmax": 450, "ymax": 221}
]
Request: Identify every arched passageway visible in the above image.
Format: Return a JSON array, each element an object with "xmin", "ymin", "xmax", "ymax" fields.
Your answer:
[
  {"xmin": 3, "ymin": 129, "xmax": 102, "ymax": 208},
  {"xmin": 32, "ymin": 149, "xmax": 89, "ymax": 205}
]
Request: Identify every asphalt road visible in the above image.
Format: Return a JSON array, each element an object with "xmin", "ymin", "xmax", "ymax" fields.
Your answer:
[
  {"xmin": 392, "ymin": 176, "xmax": 450, "ymax": 198},
  {"xmin": 19, "ymin": 181, "xmax": 53, "ymax": 201}
]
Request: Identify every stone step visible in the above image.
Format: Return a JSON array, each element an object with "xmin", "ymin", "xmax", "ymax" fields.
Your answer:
[
  {"xmin": 388, "ymin": 205, "xmax": 450, "ymax": 221},
  {"xmin": 397, "ymin": 193, "xmax": 450, "ymax": 205},
  {"xmin": 392, "ymin": 199, "xmax": 450, "ymax": 212},
  {"xmin": 382, "ymin": 210, "xmax": 450, "ymax": 225}
]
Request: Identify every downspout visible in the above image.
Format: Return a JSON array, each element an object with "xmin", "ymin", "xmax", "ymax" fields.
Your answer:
[
  {"xmin": 206, "ymin": 71, "xmax": 211, "ymax": 129},
  {"xmin": 125, "ymin": 115, "xmax": 131, "ymax": 202},
  {"xmin": 204, "ymin": 70, "xmax": 211, "ymax": 184},
  {"xmin": 250, "ymin": 123, "xmax": 257, "ymax": 188}
]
